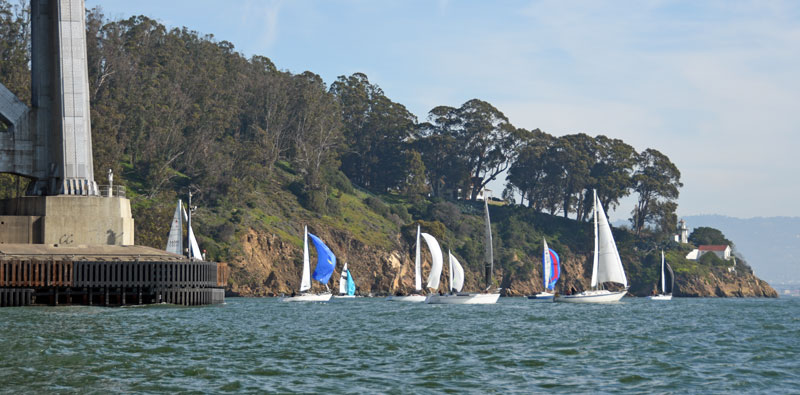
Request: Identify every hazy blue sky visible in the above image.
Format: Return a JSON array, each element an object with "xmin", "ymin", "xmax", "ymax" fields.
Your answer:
[{"xmin": 86, "ymin": 0, "xmax": 800, "ymax": 220}]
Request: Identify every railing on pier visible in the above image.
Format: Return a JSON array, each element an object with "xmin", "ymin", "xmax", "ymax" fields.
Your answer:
[{"xmin": 97, "ymin": 185, "xmax": 127, "ymax": 198}]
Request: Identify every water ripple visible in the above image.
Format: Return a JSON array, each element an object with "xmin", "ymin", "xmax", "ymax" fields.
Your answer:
[{"xmin": 1, "ymin": 298, "xmax": 799, "ymax": 393}]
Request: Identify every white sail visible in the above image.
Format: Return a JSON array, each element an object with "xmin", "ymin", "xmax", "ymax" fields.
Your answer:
[
  {"xmin": 449, "ymin": 251, "xmax": 464, "ymax": 292},
  {"xmin": 188, "ymin": 225, "xmax": 203, "ymax": 260},
  {"xmin": 300, "ymin": 226, "xmax": 311, "ymax": 292},
  {"xmin": 660, "ymin": 251, "xmax": 666, "ymax": 294},
  {"xmin": 421, "ymin": 232, "xmax": 444, "ymax": 290},
  {"xmin": 415, "ymin": 225, "xmax": 422, "ymax": 291},
  {"xmin": 165, "ymin": 199, "xmax": 183, "ymax": 255},
  {"xmin": 339, "ymin": 262, "xmax": 349, "ymax": 295},
  {"xmin": 181, "ymin": 205, "xmax": 203, "ymax": 260},
  {"xmin": 593, "ymin": 191, "xmax": 627, "ymax": 287},
  {"xmin": 543, "ymin": 238, "xmax": 552, "ymax": 286},
  {"xmin": 448, "ymin": 249, "xmax": 453, "ymax": 292}
]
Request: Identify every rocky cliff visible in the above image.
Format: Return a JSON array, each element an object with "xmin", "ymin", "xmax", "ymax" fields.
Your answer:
[{"xmin": 226, "ymin": 226, "xmax": 777, "ymax": 298}]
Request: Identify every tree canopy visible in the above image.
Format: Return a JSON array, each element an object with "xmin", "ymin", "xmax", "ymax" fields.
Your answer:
[{"xmin": 0, "ymin": 2, "xmax": 685, "ymax": 251}]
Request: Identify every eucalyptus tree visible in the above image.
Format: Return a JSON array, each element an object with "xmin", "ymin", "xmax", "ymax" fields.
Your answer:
[
  {"xmin": 588, "ymin": 135, "xmax": 636, "ymax": 218},
  {"xmin": 426, "ymin": 99, "xmax": 520, "ymax": 201},
  {"xmin": 630, "ymin": 148, "xmax": 682, "ymax": 235},
  {"xmin": 330, "ymin": 73, "xmax": 417, "ymax": 192},
  {"xmin": 506, "ymin": 129, "xmax": 553, "ymax": 210},
  {"xmin": 291, "ymin": 71, "xmax": 343, "ymax": 194},
  {"xmin": 415, "ymin": 123, "xmax": 468, "ymax": 198}
]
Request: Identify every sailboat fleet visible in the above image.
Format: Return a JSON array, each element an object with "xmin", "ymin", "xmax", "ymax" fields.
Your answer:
[
  {"xmin": 267, "ymin": 189, "xmax": 667, "ymax": 304},
  {"xmin": 169, "ymin": 187, "xmax": 673, "ymax": 304}
]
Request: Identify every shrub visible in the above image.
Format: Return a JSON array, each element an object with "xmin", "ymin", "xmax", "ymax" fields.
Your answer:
[{"xmin": 364, "ymin": 196, "xmax": 390, "ymax": 217}]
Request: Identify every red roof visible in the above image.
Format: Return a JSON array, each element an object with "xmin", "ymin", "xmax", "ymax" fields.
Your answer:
[{"xmin": 698, "ymin": 245, "xmax": 729, "ymax": 251}]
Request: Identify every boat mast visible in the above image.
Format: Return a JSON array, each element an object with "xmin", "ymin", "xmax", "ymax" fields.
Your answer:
[
  {"xmin": 660, "ymin": 250, "xmax": 666, "ymax": 295},
  {"xmin": 484, "ymin": 195, "xmax": 494, "ymax": 291},
  {"xmin": 415, "ymin": 225, "xmax": 422, "ymax": 292},
  {"xmin": 590, "ymin": 190, "xmax": 600, "ymax": 290},
  {"xmin": 186, "ymin": 191, "xmax": 192, "ymax": 260}
]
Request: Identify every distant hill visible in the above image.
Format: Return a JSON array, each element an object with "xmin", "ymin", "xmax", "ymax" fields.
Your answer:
[{"xmin": 682, "ymin": 215, "xmax": 800, "ymax": 284}]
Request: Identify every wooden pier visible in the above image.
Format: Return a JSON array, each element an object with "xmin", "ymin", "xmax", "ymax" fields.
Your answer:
[{"xmin": 0, "ymin": 244, "xmax": 228, "ymax": 307}]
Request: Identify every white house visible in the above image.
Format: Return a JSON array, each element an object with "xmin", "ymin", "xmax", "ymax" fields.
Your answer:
[{"xmin": 686, "ymin": 245, "xmax": 732, "ymax": 261}]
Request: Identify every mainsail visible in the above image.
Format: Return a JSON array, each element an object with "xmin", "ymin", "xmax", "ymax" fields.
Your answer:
[
  {"xmin": 300, "ymin": 226, "xmax": 311, "ymax": 292},
  {"xmin": 666, "ymin": 263, "xmax": 674, "ymax": 295},
  {"xmin": 591, "ymin": 190, "xmax": 627, "ymax": 288},
  {"xmin": 484, "ymin": 197, "xmax": 494, "ymax": 290},
  {"xmin": 448, "ymin": 251, "xmax": 465, "ymax": 293},
  {"xmin": 660, "ymin": 251, "xmax": 675, "ymax": 295},
  {"xmin": 165, "ymin": 199, "xmax": 183, "ymax": 255},
  {"xmin": 339, "ymin": 262, "xmax": 349, "ymax": 295},
  {"xmin": 421, "ymin": 232, "xmax": 444, "ymax": 290}
]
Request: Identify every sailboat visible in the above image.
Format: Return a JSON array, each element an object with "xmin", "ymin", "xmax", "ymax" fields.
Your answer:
[
  {"xmin": 649, "ymin": 251, "xmax": 674, "ymax": 300},
  {"xmin": 386, "ymin": 225, "xmax": 436, "ymax": 302},
  {"xmin": 165, "ymin": 198, "xmax": 203, "ymax": 260},
  {"xmin": 425, "ymin": 197, "xmax": 500, "ymax": 304},
  {"xmin": 282, "ymin": 226, "xmax": 336, "ymax": 302},
  {"xmin": 334, "ymin": 262, "xmax": 357, "ymax": 299},
  {"xmin": 529, "ymin": 238, "xmax": 560, "ymax": 300},
  {"xmin": 555, "ymin": 190, "xmax": 628, "ymax": 303}
]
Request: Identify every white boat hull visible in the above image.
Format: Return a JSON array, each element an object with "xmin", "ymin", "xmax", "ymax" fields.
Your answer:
[
  {"xmin": 528, "ymin": 292, "xmax": 554, "ymax": 300},
  {"xmin": 554, "ymin": 289, "xmax": 626, "ymax": 303},
  {"xmin": 385, "ymin": 294, "xmax": 427, "ymax": 302},
  {"xmin": 649, "ymin": 294, "xmax": 672, "ymax": 301},
  {"xmin": 425, "ymin": 293, "xmax": 500, "ymax": 304},
  {"xmin": 281, "ymin": 293, "xmax": 333, "ymax": 302},
  {"xmin": 333, "ymin": 295, "xmax": 357, "ymax": 299}
]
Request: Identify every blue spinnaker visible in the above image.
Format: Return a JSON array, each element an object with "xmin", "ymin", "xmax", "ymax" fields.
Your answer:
[
  {"xmin": 547, "ymin": 248, "xmax": 561, "ymax": 290},
  {"xmin": 309, "ymin": 233, "xmax": 336, "ymax": 284},
  {"xmin": 346, "ymin": 270, "xmax": 356, "ymax": 296}
]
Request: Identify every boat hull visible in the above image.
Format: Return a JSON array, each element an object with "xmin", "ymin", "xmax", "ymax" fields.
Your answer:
[
  {"xmin": 333, "ymin": 295, "xmax": 357, "ymax": 300},
  {"xmin": 527, "ymin": 292, "xmax": 554, "ymax": 300},
  {"xmin": 648, "ymin": 294, "xmax": 672, "ymax": 301},
  {"xmin": 385, "ymin": 294, "xmax": 427, "ymax": 302},
  {"xmin": 425, "ymin": 293, "xmax": 500, "ymax": 304},
  {"xmin": 554, "ymin": 289, "xmax": 626, "ymax": 303},
  {"xmin": 281, "ymin": 293, "xmax": 333, "ymax": 302}
]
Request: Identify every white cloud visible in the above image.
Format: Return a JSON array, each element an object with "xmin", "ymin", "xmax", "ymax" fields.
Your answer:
[{"xmin": 241, "ymin": 0, "xmax": 282, "ymax": 51}]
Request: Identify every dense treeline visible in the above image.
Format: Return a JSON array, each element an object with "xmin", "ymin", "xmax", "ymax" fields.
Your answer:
[{"xmin": 0, "ymin": 3, "xmax": 682, "ymax": 247}]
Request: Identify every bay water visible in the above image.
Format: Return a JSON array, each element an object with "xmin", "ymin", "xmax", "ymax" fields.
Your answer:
[{"xmin": 1, "ymin": 297, "xmax": 798, "ymax": 393}]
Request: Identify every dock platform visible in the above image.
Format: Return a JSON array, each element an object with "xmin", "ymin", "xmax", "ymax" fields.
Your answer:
[{"xmin": 0, "ymin": 244, "xmax": 228, "ymax": 307}]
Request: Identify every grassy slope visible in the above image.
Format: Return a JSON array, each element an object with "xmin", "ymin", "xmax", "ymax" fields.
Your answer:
[{"xmin": 131, "ymin": 163, "xmax": 772, "ymax": 297}]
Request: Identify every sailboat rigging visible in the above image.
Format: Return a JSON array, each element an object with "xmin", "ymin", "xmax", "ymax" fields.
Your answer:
[
  {"xmin": 425, "ymin": 196, "xmax": 500, "ymax": 304},
  {"xmin": 282, "ymin": 226, "xmax": 336, "ymax": 302},
  {"xmin": 649, "ymin": 250, "xmax": 674, "ymax": 300},
  {"xmin": 529, "ymin": 238, "xmax": 560, "ymax": 300},
  {"xmin": 334, "ymin": 262, "xmax": 357, "ymax": 299},
  {"xmin": 555, "ymin": 189, "xmax": 628, "ymax": 303},
  {"xmin": 165, "ymin": 196, "xmax": 203, "ymax": 261},
  {"xmin": 386, "ymin": 225, "xmax": 432, "ymax": 302}
]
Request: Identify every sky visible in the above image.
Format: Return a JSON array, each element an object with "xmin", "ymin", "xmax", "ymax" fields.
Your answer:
[{"xmin": 86, "ymin": 0, "xmax": 800, "ymax": 221}]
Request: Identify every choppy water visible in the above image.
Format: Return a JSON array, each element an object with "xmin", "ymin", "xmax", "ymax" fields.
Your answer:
[{"xmin": 1, "ymin": 297, "xmax": 799, "ymax": 393}]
